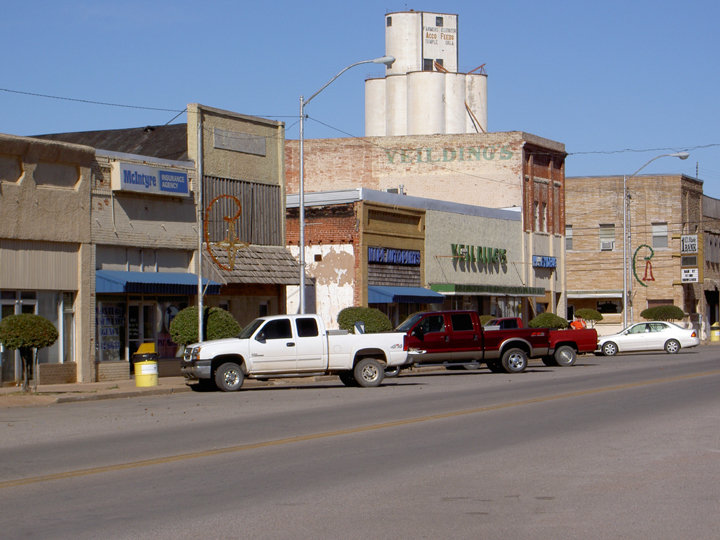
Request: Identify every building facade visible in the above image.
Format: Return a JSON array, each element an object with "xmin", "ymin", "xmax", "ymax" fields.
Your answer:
[
  {"xmin": 286, "ymin": 131, "xmax": 567, "ymax": 318},
  {"xmin": 287, "ymin": 189, "xmax": 554, "ymax": 327},
  {"xmin": 21, "ymin": 104, "xmax": 298, "ymax": 383},
  {"xmin": 565, "ymin": 174, "xmax": 704, "ymax": 335},
  {"xmin": 0, "ymin": 134, "xmax": 95, "ymax": 384}
]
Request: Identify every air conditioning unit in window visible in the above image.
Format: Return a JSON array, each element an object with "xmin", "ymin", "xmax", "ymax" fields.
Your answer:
[{"xmin": 600, "ymin": 241, "xmax": 615, "ymax": 251}]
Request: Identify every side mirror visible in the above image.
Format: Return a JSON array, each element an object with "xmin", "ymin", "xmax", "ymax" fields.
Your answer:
[
  {"xmin": 412, "ymin": 327, "xmax": 425, "ymax": 340},
  {"xmin": 255, "ymin": 332, "xmax": 266, "ymax": 344}
]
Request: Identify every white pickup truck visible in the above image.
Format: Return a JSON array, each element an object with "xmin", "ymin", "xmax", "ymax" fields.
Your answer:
[{"xmin": 181, "ymin": 314, "xmax": 411, "ymax": 391}]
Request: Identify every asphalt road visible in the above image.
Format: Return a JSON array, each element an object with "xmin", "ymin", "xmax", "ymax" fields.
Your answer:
[{"xmin": 1, "ymin": 348, "xmax": 719, "ymax": 539}]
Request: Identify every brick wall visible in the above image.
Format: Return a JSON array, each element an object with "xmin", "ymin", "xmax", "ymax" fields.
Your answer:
[
  {"xmin": 38, "ymin": 363, "xmax": 77, "ymax": 384},
  {"xmin": 565, "ymin": 174, "xmax": 704, "ymax": 327},
  {"xmin": 96, "ymin": 362, "xmax": 131, "ymax": 382}
]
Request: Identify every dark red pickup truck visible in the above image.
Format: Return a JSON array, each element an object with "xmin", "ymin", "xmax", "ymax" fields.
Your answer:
[
  {"xmin": 398, "ymin": 311, "xmax": 597, "ymax": 374},
  {"xmin": 485, "ymin": 317, "xmax": 598, "ymax": 366}
]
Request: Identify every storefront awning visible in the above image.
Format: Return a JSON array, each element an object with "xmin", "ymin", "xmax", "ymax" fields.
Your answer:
[
  {"xmin": 96, "ymin": 270, "xmax": 221, "ymax": 295},
  {"xmin": 368, "ymin": 286, "xmax": 445, "ymax": 304}
]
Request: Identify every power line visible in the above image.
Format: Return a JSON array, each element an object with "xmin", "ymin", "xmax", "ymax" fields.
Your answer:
[{"xmin": 0, "ymin": 87, "xmax": 186, "ymax": 112}]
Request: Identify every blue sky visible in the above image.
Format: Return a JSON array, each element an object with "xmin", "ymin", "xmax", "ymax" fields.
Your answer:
[{"xmin": 2, "ymin": 1, "xmax": 719, "ymax": 196}]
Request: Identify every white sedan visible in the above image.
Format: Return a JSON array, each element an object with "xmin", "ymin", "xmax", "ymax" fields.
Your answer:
[{"xmin": 598, "ymin": 321, "xmax": 700, "ymax": 356}]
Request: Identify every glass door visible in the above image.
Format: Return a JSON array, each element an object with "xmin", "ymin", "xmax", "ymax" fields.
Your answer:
[{"xmin": 128, "ymin": 302, "xmax": 157, "ymax": 358}]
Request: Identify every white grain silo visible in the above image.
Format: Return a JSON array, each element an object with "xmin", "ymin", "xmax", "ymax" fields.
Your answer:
[{"xmin": 365, "ymin": 10, "xmax": 488, "ymax": 136}]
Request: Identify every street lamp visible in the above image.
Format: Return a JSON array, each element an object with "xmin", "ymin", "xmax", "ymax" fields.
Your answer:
[
  {"xmin": 297, "ymin": 55, "xmax": 395, "ymax": 314},
  {"xmin": 622, "ymin": 151, "xmax": 690, "ymax": 327}
]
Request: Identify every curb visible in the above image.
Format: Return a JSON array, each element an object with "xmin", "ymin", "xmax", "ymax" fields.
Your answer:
[{"xmin": 53, "ymin": 385, "xmax": 193, "ymax": 404}]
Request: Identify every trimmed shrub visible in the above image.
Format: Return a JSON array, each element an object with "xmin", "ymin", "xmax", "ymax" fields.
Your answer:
[
  {"xmin": 640, "ymin": 305, "xmax": 686, "ymax": 321},
  {"xmin": 169, "ymin": 306, "xmax": 241, "ymax": 345},
  {"xmin": 528, "ymin": 312, "xmax": 569, "ymax": 329},
  {"xmin": 337, "ymin": 307, "xmax": 393, "ymax": 333},
  {"xmin": 479, "ymin": 314, "xmax": 495, "ymax": 326},
  {"xmin": 0, "ymin": 314, "xmax": 58, "ymax": 391},
  {"xmin": 574, "ymin": 308, "xmax": 603, "ymax": 327}
]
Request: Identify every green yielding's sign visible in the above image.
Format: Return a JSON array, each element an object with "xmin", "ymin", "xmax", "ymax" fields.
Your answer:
[{"xmin": 452, "ymin": 243, "xmax": 507, "ymax": 265}]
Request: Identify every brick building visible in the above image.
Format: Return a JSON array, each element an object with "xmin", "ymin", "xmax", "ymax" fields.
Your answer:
[
  {"xmin": 565, "ymin": 174, "xmax": 704, "ymax": 335},
  {"xmin": 286, "ymin": 131, "xmax": 568, "ymax": 319}
]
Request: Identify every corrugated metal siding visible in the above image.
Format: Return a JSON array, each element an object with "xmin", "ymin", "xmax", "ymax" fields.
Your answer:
[
  {"xmin": 0, "ymin": 240, "xmax": 79, "ymax": 290},
  {"xmin": 203, "ymin": 177, "xmax": 282, "ymax": 245}
]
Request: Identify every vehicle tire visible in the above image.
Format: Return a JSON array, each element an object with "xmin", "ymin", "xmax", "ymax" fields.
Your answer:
[
  {"xmin": 463, "ymin": 362, "xmax": 481, "ymax": 370},
  {"xmin": 501, "ymin": 348, "xmax": 528, "ymax": 373},
  {"xmin": 339, "ymin": 372, "xmax": 359, "ymax": 387},
  {"xmin": 541, "ymin": 356, "xmax": 557, "ymax": 367},
  {"xmin": 486, "ymin": 360, "xmax": 504, "ymax": 373},
  {"xmin": 554, "ymin": 345, "xmax": 577, "ymax": 367},
  {"xmin": 664, "ymin": 339, "xmax": 681, "ymax": 354},
  {"xmin": 353, "ymin": 358, "xmax": 385, "ymax": 387},
  {"xmin": 601, "ymin": 341, "xmax": 618, "ymax": 357},
  {"xmin": 384, "ymin": 365, "xmax": 401, "ymax": 378},
  {"xmin": 214, "ymin": 362, "xmax": 244, "ymax": 392}
]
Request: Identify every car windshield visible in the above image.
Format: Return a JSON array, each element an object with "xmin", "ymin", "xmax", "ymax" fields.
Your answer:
[
  {"xmin": 238, "ymin": 318, "xmax": 264, "ymax": 339},
  {"xmin": 396, "ymin": 313, "xmax": 425, "ymax": 332}
]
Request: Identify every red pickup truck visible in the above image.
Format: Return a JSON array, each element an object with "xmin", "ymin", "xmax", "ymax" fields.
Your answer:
[
  {"xmin": 484, "ymin": 317, "xmax": 598, "ymax": 367},
  {"xmin": 398, "ymin": 311, "xmax": 597, "ymax": 374}
]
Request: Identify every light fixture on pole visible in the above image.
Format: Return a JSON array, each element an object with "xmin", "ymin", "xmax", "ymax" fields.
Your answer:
[
  {"xmin": 622, "ymin": 151, "xmax": 689, "ymax": 328},
  {"xmin": 297, "ymin": 55, "xmax": 395, "ymax": 314}
]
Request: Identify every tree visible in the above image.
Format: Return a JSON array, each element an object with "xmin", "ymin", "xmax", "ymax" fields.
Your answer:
[
  {"xmin": 640, "ymin": 305, "xmax": 686, "ymax": 322},
  {"xmin": 169, "ymin": 306, "xmax": 241, "ymax": 346},
  {"xmin": 528, "ymin": 312, "xmax": 569, "ymax": 329},
  {"xmin": 337, "ymin": 307, "xmax": 393, "ymax": 333},
  {"xmin": 0, "ymin": 314, "xmax": 58, "ymax": 392},
  {"xmin": 574, "ymin": 308, "xmax": 603, "ymax": 328}
]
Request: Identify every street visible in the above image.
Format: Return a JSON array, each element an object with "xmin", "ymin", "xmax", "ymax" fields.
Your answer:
[{"xmin": 1, "ymin": 348, "xmax": 719, "ymax": 539}]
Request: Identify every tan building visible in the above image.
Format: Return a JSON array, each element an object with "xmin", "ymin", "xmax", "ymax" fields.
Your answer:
[
  {"xmin": 27, "ymin": 104, "xmax": 299, "ymax": 383},
  {"xmin": 1, "ymin": 134, "xmax": 95, "ymax": 384},
  {"xmin": 565, "ymin": 174, "xmax": 704, "ymax": 335}
]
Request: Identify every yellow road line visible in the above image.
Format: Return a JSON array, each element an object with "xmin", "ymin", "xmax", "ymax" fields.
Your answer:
[{"xmin": 2, "ymin": 369, "xmax": 718, "ymax": 489}]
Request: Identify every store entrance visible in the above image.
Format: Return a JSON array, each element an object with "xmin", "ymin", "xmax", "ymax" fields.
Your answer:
[{"xmin": 128, "ymin": 302, "xmax": 157, "ymax": 358}]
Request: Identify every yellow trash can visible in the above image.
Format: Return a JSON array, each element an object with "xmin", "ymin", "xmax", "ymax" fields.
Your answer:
[
  {"xmin": 711, "ymin": 322, "xmax": 720, "ymax": 342},
  {"xmin": 133, "ymin": 343, "xmax": 158, "ymax": 387}
]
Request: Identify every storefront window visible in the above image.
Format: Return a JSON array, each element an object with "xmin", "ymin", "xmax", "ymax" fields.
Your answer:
[{"xmin": 97, "ymin": 301, "xmax": 125, "ymax": 362}]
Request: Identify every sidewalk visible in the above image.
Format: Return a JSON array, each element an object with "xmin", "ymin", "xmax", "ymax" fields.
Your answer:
[{"xmin": 0, "ymin": 376, "xmax": 193, "ymax": 408}]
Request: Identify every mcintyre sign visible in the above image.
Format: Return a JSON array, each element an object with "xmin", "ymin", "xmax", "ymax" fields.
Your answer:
[
  {"xmin": 111, "ymin": 162, "xmax": 190, "ymax": 197},
  {"xmin": 385, "ymin": 145, "xmax": 514, "ymax": 165}
]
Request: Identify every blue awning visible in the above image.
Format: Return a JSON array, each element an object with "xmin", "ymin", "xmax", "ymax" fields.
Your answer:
[
  {"xmin": 368, "ymin": 286, "xmax": 445, "ymax": 304},
  {"xmin": 96, "ymin": 270, "xmax": 221, "ymax": 295}
]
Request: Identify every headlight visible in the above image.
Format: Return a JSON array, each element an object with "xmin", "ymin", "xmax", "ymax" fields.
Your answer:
[{"xmin": 184, "ymin": 346, "xmax": 201, "ymax": 361}]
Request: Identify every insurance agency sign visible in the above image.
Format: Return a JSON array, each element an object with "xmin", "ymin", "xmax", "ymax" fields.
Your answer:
[{"xmin": 111, "ymin": 162, "xmax": 190, "ymax": 197}]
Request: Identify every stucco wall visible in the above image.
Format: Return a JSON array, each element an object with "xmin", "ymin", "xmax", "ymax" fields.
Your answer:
[{"xmin": 425, "ymin": 210, "xmax": 523, "ymax": 289}]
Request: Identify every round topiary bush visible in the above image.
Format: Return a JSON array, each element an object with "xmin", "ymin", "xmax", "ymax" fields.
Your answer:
[
  {"xmin": 574, "ymin": 308, "xmax": 603, "ymax": 327},
  {"xmin": 169, "ymin": 306, "xmax": 241, "ymax": 345},
  {"xmin": 640, "ymin": 305, "xmax": 686, "ymax": 321},
  {"xmin": 0, "ymin": 313, "xmax": 58, "ymax": 391},
  {"xmin": 528, "ymin": 312, "xmax": 569, "ymax": 329},
  {"xmin": 337, "ymin": 307, "xmax": 393, "ymax": 333}
]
